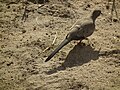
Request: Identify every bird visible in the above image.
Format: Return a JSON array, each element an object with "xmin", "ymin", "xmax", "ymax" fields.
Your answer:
[{"xmin": 45, "ymin": 9, "xmax": 101, "ymax": 62}]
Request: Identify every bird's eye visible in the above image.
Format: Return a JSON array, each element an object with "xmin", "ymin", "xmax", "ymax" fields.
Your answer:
[{"xmin": 66, "ymin": 34, "xmax": 70, "ymax": 39}]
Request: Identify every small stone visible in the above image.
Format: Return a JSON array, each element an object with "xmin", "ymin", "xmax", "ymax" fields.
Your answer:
[
  {"xmin": 46, "ymin": 33, "xmax": 48, "ymax": 35},
  {"xmin": 113, "ymin": 18, "xmax": 118, "ymax": 22},
  {"xmin": 106, "ymin": 5, "xmax": 109, "ymax": 9},
  {"xmin": 13, "ymin": 9, "xmax": 16, "ymax": 12},
  {"xmin": 33, "ymin": 26, "xmax": 36, "ymax": 30},
  {"xmin": 7, "ymin": 62, "xmax": 13, "ymax": 66},
  {"xmin": 22, "ymin": 30, "xmax": 26, "ymax": 33},
  {"xmin": 116, "ymin": 35, "xmax": 120, "ymax": 38},
  {"xmin": 109, "ymin": 23, "xmax": 112, "ymax": 25},
  {"xmin": 87, "ymin": 4, "xmax": 91, "ymax": 8},
  {"xmin": 7, "ymin": 5, "xmax": 10, "ymax": 9}
]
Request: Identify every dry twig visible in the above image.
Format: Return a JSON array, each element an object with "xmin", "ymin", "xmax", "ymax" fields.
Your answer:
[
  {"xmin": 107, "ymin": 0, "xmax": 119, "ymax": 21},
  {"xmin": 42, "ymin": 32, "xmax": 57, "ymax": 53},
  {"xmin": 52, "ymin": 32, "xmax": 57, "ymax": 45},
  {"xmin": 22, "ymin": 0, "xmax": 29, "ymax": 21}
]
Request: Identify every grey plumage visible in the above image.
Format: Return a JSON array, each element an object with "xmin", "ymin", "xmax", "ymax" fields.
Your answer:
[{"xmin": 45, "ymin": 9, "xmax": 101, "ymax": 62}]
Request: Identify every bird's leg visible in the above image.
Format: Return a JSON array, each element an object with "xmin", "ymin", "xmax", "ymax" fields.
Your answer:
[
  {"xmin": 84, "ymin": 37, "xmax": 94, "ymax": 47},
  {"xmin": 73, "ymin": 37, "xmax": 86, "ymax": 46},
  {"xmin": 73, "ymin": 40, "xmax": 81, "ymax": 45},
  {"xmin": 84, "ymin": 37, "xmax": 91, "ymax": 45}
]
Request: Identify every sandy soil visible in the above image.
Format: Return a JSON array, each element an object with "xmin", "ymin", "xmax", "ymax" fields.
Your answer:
[{"xmin": 0, "ymin": 0, "xmax": 120, "ymax": 90}]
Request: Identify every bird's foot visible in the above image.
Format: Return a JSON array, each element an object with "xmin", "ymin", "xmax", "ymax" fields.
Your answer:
[
  {"xmin": 81, "ymin": 38, "xmax": 95, "ymax": 48},
  {"xmin": 73, "ymin": 41, "xmax": 86, "ymax": 46},
  {"xmin": 73, "ymin": 40, "xmax": 81, "ymax": 45},
  {"xmin": 86, "ymin": 39, "xmax": 94, "ymax": 48},
  {"xmin": 88, "ymin": 43, "xmax": 95, "ymax": 49}
]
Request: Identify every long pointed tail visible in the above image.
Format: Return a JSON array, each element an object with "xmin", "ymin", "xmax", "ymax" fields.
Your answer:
[{"xmin": 45, "ymin": 39, "xmax": 71, "ymax": 62}]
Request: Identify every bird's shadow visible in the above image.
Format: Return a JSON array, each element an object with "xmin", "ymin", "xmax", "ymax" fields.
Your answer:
[{"xmin": 45, "ymin": 43, "xmax": 120, "ymax": 75}]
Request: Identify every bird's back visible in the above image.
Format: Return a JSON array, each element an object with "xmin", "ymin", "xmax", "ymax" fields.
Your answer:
[{"xmin": 67, "ymin": 18, "xmax": 95, "ymax": 40}]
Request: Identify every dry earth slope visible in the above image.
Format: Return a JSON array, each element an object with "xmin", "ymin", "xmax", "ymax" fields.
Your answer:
[{"xmin": 0, "ymin": 0, "xmax": 120, "ymax": 90}]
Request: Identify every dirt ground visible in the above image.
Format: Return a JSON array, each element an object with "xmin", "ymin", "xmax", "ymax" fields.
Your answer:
[{"xmin": 0, "ymin": 0, "xmax": 120, "ymax": 90}]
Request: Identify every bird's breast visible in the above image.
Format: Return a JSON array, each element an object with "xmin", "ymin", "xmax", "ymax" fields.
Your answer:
[{"xmin": 81, "ymin": 23, "xmax": 95, "ymax": 37}]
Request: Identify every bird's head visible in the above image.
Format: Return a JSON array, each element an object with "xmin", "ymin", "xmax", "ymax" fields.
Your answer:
[{"xmin": 91, "ymin": 9, "xmax": 101, "ymax": 21}]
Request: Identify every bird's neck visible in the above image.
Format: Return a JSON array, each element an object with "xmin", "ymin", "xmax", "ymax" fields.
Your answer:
[{"xmin": 90, "ymin": 15, "xmax": 97, "ymax": 23}]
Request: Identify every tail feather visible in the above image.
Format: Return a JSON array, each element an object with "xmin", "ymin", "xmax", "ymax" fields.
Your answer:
[{"xmin": 45, "ymin": 39, "xmax": 71, "ymax": 62}]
